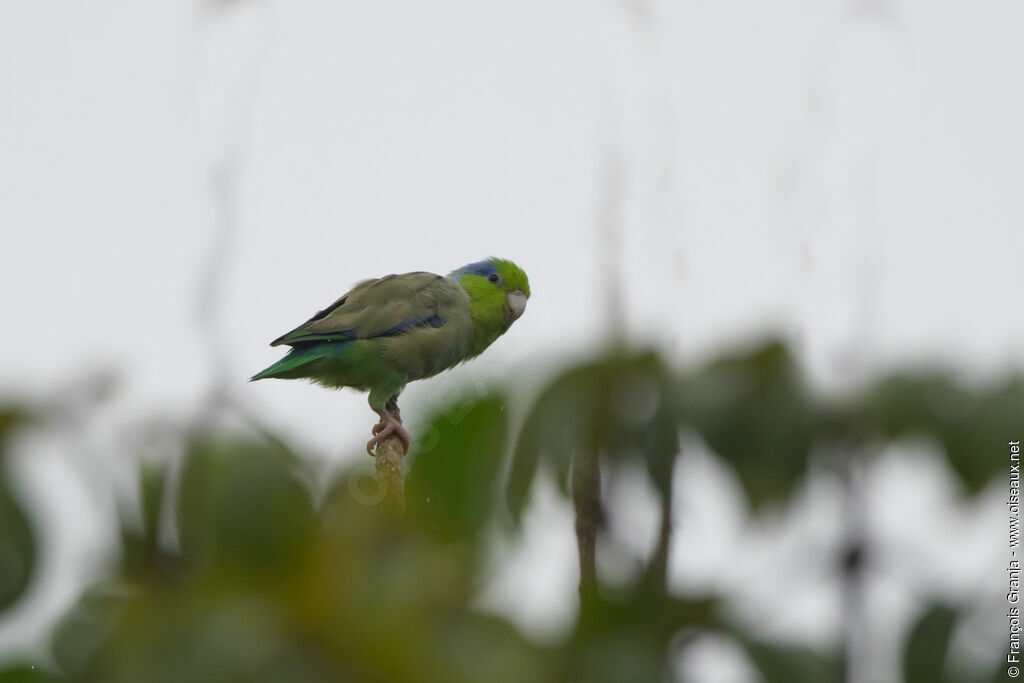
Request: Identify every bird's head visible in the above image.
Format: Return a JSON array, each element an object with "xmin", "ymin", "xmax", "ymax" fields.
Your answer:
[{"xmin": 450, "ymin": 257, "xmax": 531, "ymax": 327}]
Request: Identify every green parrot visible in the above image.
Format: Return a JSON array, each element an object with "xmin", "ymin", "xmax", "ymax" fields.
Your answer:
[{"xmin": 251, "ymin": 258, "xmax": 530, "ymax": 455}]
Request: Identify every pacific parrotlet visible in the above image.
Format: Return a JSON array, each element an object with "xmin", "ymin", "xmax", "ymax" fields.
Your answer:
[{"xmin": 251, "ymin": 258, "xmax": 530, "ymax": 455}]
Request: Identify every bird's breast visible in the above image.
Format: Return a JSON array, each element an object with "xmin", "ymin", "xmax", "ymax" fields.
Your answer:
[{"xmin": 380, "ymin": 316, "xmax": 473, "ymax": 381}]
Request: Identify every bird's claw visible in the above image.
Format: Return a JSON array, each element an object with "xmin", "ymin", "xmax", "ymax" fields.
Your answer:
[{"xmin": 367, "ymin": 413, "xmax": 412, "ymax": 456}]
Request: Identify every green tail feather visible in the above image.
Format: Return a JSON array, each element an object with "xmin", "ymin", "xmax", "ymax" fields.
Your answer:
[{"xmin": 250, "ymin": 348, "xmax": 326, "ymax": 381}]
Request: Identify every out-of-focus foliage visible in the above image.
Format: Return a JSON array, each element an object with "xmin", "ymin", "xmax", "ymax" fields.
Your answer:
[
  {"xmin": 901, "ymin": 604, "xmax": 957, "ymax": 683},
  {"xmin": 0, "ymin": 665, "xmax": 54, "ymax": 683},
  {"xmin": 510, "ymin": 340, "xmax": 1024, "ymax": 517},
  {"xmin": 864, "ymin": 373, "xmax": 1024, "ymax": 493},
  {"xmin": 49, "ymin": 431, "xmax": 549, "ymax": 683},
  {"xmin": 0, "ymin": 338, "xmax": 1019, "ymax": 682},
  {"xmin": 0, "ymin": 407, "xmax": 36, "ymax": 612},
  {"xmin": 176, "ymin": 435, "xmax": 317, "ymax": 578},
  {"xmin": 508, "ymin": 350, "xmax": 678, "ymax": 520},
  {"xmin": 569, "ymin": 590, "xmax": 717, "ymax": 683},
  {"xmin": 736, "ymin": 637, "xmax": 838, "ymax": 683},
  {"xmin": 504, "ymin": 339, "xmax": 1023, "ymax": 681},
  {"xmin": 676, "ymin": 342, "xmax": 819, "ymax": 509},
  {"xmin": 407, "ymin": 393, "xmax": 508, "ymax": 550}
]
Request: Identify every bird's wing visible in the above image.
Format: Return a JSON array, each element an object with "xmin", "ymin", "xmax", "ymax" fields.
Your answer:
[{"xmin": 270, "ymin": 272, "xmax": 462, "ymax": 347}]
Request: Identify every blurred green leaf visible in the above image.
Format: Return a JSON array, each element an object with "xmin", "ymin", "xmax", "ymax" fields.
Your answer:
[
  {"xmin": 739, "ymin": 637, "xmax": 839, "ymax": 683},
  {"xmin": 578, "ymin": 592, "xmax": 718, "ymax": 641},
  {"xmin": 427, "ymin": 612, "xmax": 554, "ymax": 683},
  {"xmin": 984, "ymin": 661, "xmax": 1018, "ymax": 683},
  {"xmin": 678, "ymin": 341, "xmax": 818, "ymax": 509},
  {"xmin": 407, "ymin": 393, "xmax": 508, "ymax": 546},
  {"xmin": 56, "ymin": 456, "xmax": 553, "ymax": 683},
  {"xmin": 177, "ymin": 434, "xmax": 316, "ymax": 576},
  {"xmin": 866, "ymin": 374, "xmax": 1024, "ymax": 493},
  {"xmin": 12, "ymin": 341, "xmax": 1020, "ymax": 683},
  {"xmin": 52, "ymin": 587, "xmax": 126, "ymax": 678},
  {"xmin": 0, "ymin": 410, "xmax": 25, "ymax": 440},
  {"xmin": 0, "ymin": 407, "xmax": 35, "ymax": 613},
  {"xmin": 902, "ymin": 604, "xmax": 957, "ymax": 683},
  {"xmin": 138, "ymin": 461, "xmax": 166, "ymax": 544},
  {"xmin": 571, "ymin": 591, "xmax": 719, "ymax": 683},
  {"xmin": 0, "ymin": 665, "xmax": 58, "ymax": 683},
  {"xmin": 573, "ymin": 632, "xmax": 665, "ymax": 683},
  {"xmin": 507, "ymin": 351, "xmax": 678, "ymax": 522},
  {"xmin": 314, "ymin": 471, "xmax": 477, "ymax": 624},
  {"xmin": 0, "ymin": 484, "xmax": 34, "ymax": 613},
  {"xmin": 119, "ymin": 460, "xmax": 174, "ymax": 580}
]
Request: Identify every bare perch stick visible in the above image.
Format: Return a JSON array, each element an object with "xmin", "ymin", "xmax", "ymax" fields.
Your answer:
[{"xmin": 374, "ymin": 401, "xmax": 406, "ymax": 514}]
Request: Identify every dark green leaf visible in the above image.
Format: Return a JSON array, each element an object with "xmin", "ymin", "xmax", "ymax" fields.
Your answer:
[
  {"xmin": 507, "ymin": 351, "xmax": 678, "ymax": 522},
  {"xmin": 677, "ymin": 341, "xmax": 818, "ymax": 509},
  {"xmin": 407, "ymin": 393, "xmax": 509, "ymax": 545},
  {"xmin": 740, "ymin": 638, "xmax": 839, "ymax": 683},
  {"xmin": 0, "ymin": 408, "xmax": 35, "ymax": 613},
  {"xmin": 177, "ymin": 434, "xmax": 316, "ymax": 575},
  {"xmin": 865, "ymin": 374, "xmax": 1024, "ymax": 493},
  {"xmin": 902, "ymin": 604, "xmax": 957, "ymax": 683},
  {"xmin": 0, "ymin": 665, "xmax": 59, "ymax": 683},
  {"xmin": 572, "ymin": 591, "xmax": 719, "ymax": 683}
]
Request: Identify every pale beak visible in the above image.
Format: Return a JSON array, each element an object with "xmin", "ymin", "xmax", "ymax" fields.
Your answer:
[{"xmin": 506, "ymin": 290, "xmax": 527, "ymax": 322}]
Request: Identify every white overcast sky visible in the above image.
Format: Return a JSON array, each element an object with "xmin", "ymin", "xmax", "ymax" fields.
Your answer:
[{"xmin": 1, "ymin": 1, "xmax": 1022, "ymax": 680}]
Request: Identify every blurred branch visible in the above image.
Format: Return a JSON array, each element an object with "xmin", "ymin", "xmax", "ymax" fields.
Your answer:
[
  {"xmin": 838, "ymin": 455, "xmax": 868, "ymax": 683},
  {"xmin": 572, "ymin": 448, "xmax": 602, "ymax": 596},
  {"xmin": 597, "ymin": 148, "xmax": 626, "ymax": 346},
  {"xmin": 647, "ymin": 456, "xmax": 675, "ymax": 591},
  {"xmin": 187, "ymin": 0, "xmax": 273, "ymax": 418},
  {"xmin": 195, "ymin": 161, "xmax": 237, "ymax": 401}
]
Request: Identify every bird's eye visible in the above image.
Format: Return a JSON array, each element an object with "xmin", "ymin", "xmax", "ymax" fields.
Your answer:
[{"xmin": 488, "ymin": 273, "xmax": 500, "ymax": 283}]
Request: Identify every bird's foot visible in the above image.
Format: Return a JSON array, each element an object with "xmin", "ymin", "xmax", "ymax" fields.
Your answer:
[{"xmin": 367, "ymin": 412, "xmax": 411, "ymax": 456}]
